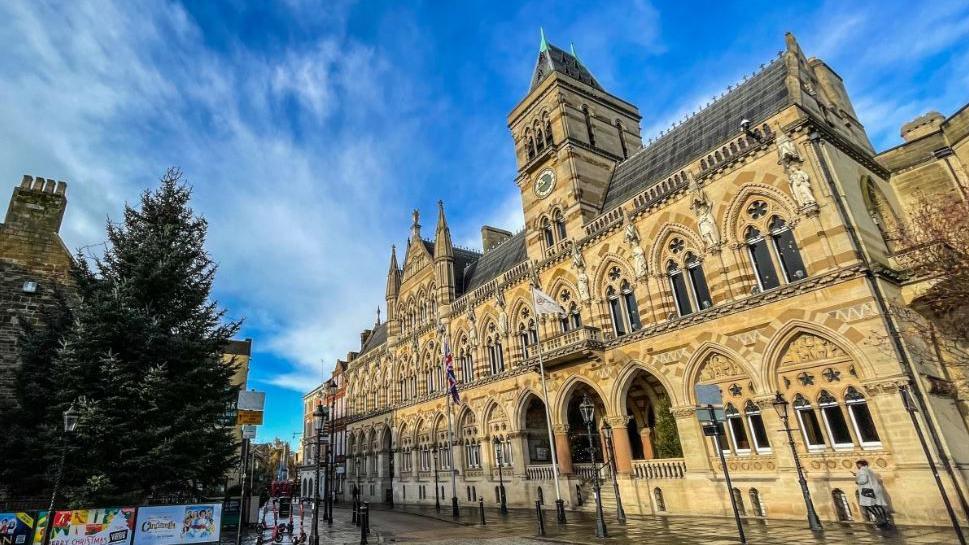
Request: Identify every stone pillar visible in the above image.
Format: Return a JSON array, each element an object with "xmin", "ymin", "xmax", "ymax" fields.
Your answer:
[
  {"xmin": 509, "ymin": 432, "xmax": 527, "ymax": 477},
  {"xmin": 553, "ymin": 425, "xmax": 573, "ymax": 476},
  {"xmin": 480, "ymin": 437, "xmax": 494, "ymax": 478},
  {"xmin": 639, "ymin": 427, "xmax": 655, "ymax": 460},
  {"xmin": 606, "ymin": 416, "xmax": 634, "ymax": 474},
  {"xmin": 671, "ymin": 406, "xmax": 712, "ymax": 472}
]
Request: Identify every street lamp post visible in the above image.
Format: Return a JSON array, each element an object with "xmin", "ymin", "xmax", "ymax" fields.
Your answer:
[
  {"xmin": 325, "ymin": 380, "xmax": 337, "ymax": 525},
  {"xmin": 601, "ymin": 423, "xmax": 626, "ymax": 524},
  {"xmin": 433, "ymin": 443, "xmax": 441, "ymax": 512},
  {"xmin": 43, "ymin": 404, "xmax": 79, "ymax": 545},
  {"xmin": 495, "ymin": 442, "xmax": 507, "ymax": 514},
  {"xmin": 772, "ymin": 393, "xmax": 823, "ymax": 532},
  {"xmin": 311, "ymin": 404, "xmax": 330, "ymax": 545},
  {"xmin": 579, "ymin": 395, "xmax": 607, "ymax": 538}
]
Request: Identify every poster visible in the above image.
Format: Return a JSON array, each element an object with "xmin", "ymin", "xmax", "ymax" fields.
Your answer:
[
  {"xmin": 0, "ymin": 512, "xmax": 36, "ymax": 545},
  {"xmin": 132, "ymin": 504, "xmax": 222, "ymax": 545},
  {"xmin": 49, "ymin": 508, "xmax": 135, "ymax": 545}
]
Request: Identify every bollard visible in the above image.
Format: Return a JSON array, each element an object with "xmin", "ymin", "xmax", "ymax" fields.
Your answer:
[
  {"xmin": 478, "ymin": 498, "xmax": 486, "ymax": 525},
  {"xmin": 535, "ymin": 500, "xmax": 546, "ymax": 536},
  {"xmin": 359, "ymin": 503, "xmax": 368, "ymax": 545}
]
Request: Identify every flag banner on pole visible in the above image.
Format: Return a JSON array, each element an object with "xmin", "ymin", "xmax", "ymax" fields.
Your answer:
[
  {"xmin": 443, "ymin": 338, "xmax": 460, "ymax": 404},
  {"xmin": 532, "ymin": 287, "xmax": 565, "ymax": 315}
]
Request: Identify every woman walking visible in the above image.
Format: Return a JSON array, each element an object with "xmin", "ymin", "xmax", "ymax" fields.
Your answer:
[{"xmin": 855, "ymin": 460, "xmax": 892, "ymax": 528}]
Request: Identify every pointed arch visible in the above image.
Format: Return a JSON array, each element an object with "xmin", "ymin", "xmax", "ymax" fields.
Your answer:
[
  {"xmin": 683, "ymin": 343, "xmax": 762, "ymax": 404},
  {"xmin": 761, "ymin": 320, "xmax": 876, "ymax": 391},
  {"xmin": 611, "ymin": 360, "xmax": 682, "ymax": 412},
  {"xmin": 648, "ymin": 223, "xmax": 705, "ymax": 273},
  {"xmin": 514, "ymin": 387, "xmax": 547, "ymax": 430},
  {"xmin": 554, "ymin": 374, "xmax": 610, "ymax": 426},
  {"xmin": 722, "ymin": 182, "xmax": 798, "ymax": 243}
]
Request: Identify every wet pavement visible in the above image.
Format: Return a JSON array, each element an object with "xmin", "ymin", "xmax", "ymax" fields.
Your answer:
[{"xmin": 225, "ymin": 503, "xmax": 966, "ymax": 544}]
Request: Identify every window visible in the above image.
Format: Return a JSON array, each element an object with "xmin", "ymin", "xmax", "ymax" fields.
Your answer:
[
  {"xmin": 749, "ymin": 489, "xmax": 764, "ymax": 517},
  {"xmin": 732, "ymin": 488, "xmax": 746, "ymax": 516},
  {"xmin": 518, "ymin": 317, "xmax": 537, "ymax": 359},
  {"xmin": 668, "ymin": 260, "xmax": 693, "ymax": 316},
  {"xmin": 560, "ymin": 297, "xmax": 582, "ymax": 333},
  {"xmin": 544, "ymin": 119, "xmax": 553, "ymax": 148},
  {"xmin": 554, "ymin": 210, "xmax": 567, "ymax": 241},
  {"xmin": 542, "ymin": 218, "xmax": 554, "ymax": 249},
  {"xmin": 616, "ymin": 120, "xmax": 628, "ymax": 159},
  {"xmin": 845, "ymin": 387, "xmax": 881, "ymax": 447},
  {"xmin": 745, "ymin": 226, "xmax": 780, "ymax": 290},
  {"xmin": 686, "ymin": 253, "xmax": 713, "ymax": 309},
  {"xmin": 833, "ymin": 489, "xmax": 853, "ymax": 521},
  {"xmin": 744, "ymin": 400, "xmax": 771, "ymax": 453},
  {"xmin": 725, "ymin": 403, "xmax": 751, "ymax": 454},
  {"xmin": 622, "ymin": 281, "xmax": 642, "ymax": 331},
  {"xmin": 494, "ymin": 437, "xmax": 512, "ymax": 467},
  {"xmin": 608, "ymin": 287, "xmax": 626, "ymax": 337},
  {"xmin": 654, "ymin": 488, "xmax": 665, "ymax": 511},
  {"xmin": 487, "ymin": 336, "xmax": 504, "ymax": 375},
  {"xmin": 582, "ymin": 105, "xmax": 596, "ymax": 147},
  {"xmin": 794, "ymin": 394, "xmax": 826, "ymax": 450},
  {"xmin": 769, "ymin": 217, "xmax": 807, "ymax": 282},
  {"xmin": 818, "ymin": 390, "xmax": 853, "ymax": 449}
]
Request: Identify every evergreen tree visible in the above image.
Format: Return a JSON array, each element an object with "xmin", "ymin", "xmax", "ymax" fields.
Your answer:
[
  {"xmin": 653, "ymin": 396, "xmax": 683, "ymax": 459},
  {"xmin": 51, "ymin": 168, "xmax": 241, "ymax": 505}
]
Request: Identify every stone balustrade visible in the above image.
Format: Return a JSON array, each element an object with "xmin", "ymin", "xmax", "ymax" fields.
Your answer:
[
  {"xmin": 525, "ymin": 464, "xmax": 555, "ymax": 480},
  {"xmin": 631, "ymin": 458, "xmax": 687, "ymax": 479}
]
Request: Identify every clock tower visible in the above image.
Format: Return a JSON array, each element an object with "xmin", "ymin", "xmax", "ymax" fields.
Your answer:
[{"xmin": 508, "ymin": 32, "xmax": 642, "ymax": 262}]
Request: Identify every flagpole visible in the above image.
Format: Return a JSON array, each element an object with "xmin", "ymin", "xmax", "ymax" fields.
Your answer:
[
  {"xmin": 532, "ymin": 290, "xmax": 567, "ymax": 524},
  {"xmin": 440, "ymin": 326, "xmax": 460, "ymax": 519}
]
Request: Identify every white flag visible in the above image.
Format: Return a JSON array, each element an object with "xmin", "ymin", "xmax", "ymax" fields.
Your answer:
[{"xmin": 532, "ymin": 287, "xmax": 565, "ymax": 315}]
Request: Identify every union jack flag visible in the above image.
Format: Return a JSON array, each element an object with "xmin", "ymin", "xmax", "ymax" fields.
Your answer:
[{"xmin": 443, "ymin": 338, "xmax": 461, "ymax": 404}]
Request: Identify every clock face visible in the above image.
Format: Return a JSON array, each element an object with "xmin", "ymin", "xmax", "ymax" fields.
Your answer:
[{"xmin": 535, "ymin": 169, "xmax": 555, "ymax": 198}]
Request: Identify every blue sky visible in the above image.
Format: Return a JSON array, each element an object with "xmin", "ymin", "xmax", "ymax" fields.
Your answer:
[{"xmin": 1, "ymin": 0, "xmax": 967, "ymax": 446}]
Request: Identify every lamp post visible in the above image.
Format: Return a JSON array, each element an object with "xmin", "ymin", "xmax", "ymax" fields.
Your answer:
[
  {"xmin": 495, "ymin": 441, "xmax": 508, "ymax": 514},
  {"xmin": 311, "ymin": 404, "xmax": 329, "ymax": 545},
  {"xmin": 433, "ymin": 443, "xmax": 441, "ymax": 511},
  {"xmin": 43, "ymin": 404, "xmax": 78, "ymax": 545},
  {"xmin": 601, "ymin": 423, "xmax": 626, "ymax": 524},
  {"xmin": 772, "ymin": 393, "xmax": 823, "ymax": 532},
  {"xmin": 579, "ymin": 395, "xmax": 607, "ymax": 538},
  {"xmin": 324, "ymin": 380, "xmax": 337, "ymax": 525}
]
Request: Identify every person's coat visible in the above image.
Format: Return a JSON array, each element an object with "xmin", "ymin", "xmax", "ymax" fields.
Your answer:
[{"xmin": 856, "ymin": 467, "xmax": 888, "ymax": 507}]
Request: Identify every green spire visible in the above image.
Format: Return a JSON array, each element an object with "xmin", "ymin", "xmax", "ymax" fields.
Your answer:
[
  {"xmin": 570, "ymin": 41, "xmax": 582, "ymax": 64},
  {"xmin": 539, "ymin": 27, "xmax": 549, "ymax": 52}
]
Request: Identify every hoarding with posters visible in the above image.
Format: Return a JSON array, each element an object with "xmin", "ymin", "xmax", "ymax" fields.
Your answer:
[
  {"xmin": 0, "ymin": 512, "xmax": 37, "ymax": 545},
  {"xmin": 132, "ymin": 505, "xmax": 221, "ymax": 545},
  {"xmin": 49, "ymin": 508, "xmax": 135, "ymax": 545}
]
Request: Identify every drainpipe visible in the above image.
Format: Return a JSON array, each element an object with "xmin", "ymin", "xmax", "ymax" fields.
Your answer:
[{"xmin": 808, "ymin": 129, "xmax": 969, "ymax": 522}]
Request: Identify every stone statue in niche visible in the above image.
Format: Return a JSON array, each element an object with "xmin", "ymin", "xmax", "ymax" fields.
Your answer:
[
  {"xmin": 467, "ymin": 308, "xmax": 478, "ymax": 347},
  {"xmin": 692, "ymin": 198, "xmax": 720, "ymax": 249},
  {"xmin": 623, "ymin": 218, "xmax": 648, "ymax": 280},
  {"xmin": 788, "ymin": 166, "xmax": 817, "ymax": 208},
  {"xmin": 571, "ymin": 243, "xmax": 592, "ymax": 303},
  {"xmin": 496, "ymin": 293, "xmax": 509, "ymax": 336},
  {"xmin": 571, "ymin": 242, "xmax": 586, "ymax": 271}
]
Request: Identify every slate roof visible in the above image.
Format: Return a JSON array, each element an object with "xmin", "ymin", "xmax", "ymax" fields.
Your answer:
[
  {"xmin": 453, "ymin": 247, "xmax": 483, "ymax": 297},
  {"xmin": 359, "ymin": 321, "xmax": 387, "ymax": 357},
  {"xmin": 530, "ymin": 43, "xmax": 602, "ymax": 92},
  {"xmin": 463, "ymin": 230, "xmax": 528, "ymax": 292},
  {"xmin": 601, "ymin": 57, "xmax": 791, "ymax": 212}
]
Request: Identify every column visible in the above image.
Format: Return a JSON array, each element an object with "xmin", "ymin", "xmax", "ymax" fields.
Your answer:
[
  {"xmin": 671, "ymin": 406, "xmax": 712, "ymax": 471},
  {"xmin": 481, "ymin": 437, "xmax": 494, "ymax": 478},
  {"xmin": 553, "ymin": 424, "xmax": 573, "ymax": 476},
  {"xmin": 509, "ymin": 431, "xmax": 527, "ymax": 477},
  {"xmin": 606, "ymin": 416, "xmax": 634, "ymax": 474},
  {"xmin": 639, "ymin": 428, "xmax": 656, "ymax": 460}
]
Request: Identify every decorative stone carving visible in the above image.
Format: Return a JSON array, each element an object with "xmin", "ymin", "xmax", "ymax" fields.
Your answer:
[
  {"xmin": 467, "ymin": 310, "xmax": 479, "ymax": 347},
  {"xmin": 776, "ymin": 132, "xmax": 801, "ymax": 165},
  {"xmin": 780, "ymin": 333, "xmax": 848, "ymax": 367},
  {"xmin": 689, "ymin": 181, "xmax": 719, "ymax": 249},
  {"xmin": 788, "ymin": 166, "xmax": 817, "ymax": 209},
  {"xmin": 698, "ymin": 353, "xmax": 745, "ymax": 383},
  {"xmin": 496, "ymin": 293, "xmax": 509, "ymax": 336},
  {"xmin": 670, "ymin": 406, "xmax": 696, "ymax": 418},
  {"xmin": 624, "ymin": 219, "xmax": 649, "ymax": 281}
]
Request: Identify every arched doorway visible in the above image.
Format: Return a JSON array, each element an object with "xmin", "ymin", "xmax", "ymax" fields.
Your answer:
[
  {"xmin": 622, "ymin": 368, "xmax": 681, "ymax": 460},
  {"xmin": 522, "ymin": 395, "xmax": 552, "ymax": 464},
  {"xmin": 564, "ymin": 382, "xmax": 606, "ymax": 464}
]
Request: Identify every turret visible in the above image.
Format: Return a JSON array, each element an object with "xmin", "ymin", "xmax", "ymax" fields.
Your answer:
[
  {"xmin": 433, "ymin": 201, "xmax": 455, "ymax": 304},
  {"xmin": 384, "ymin": 245, "xmax": 401, "ymax": 331}
]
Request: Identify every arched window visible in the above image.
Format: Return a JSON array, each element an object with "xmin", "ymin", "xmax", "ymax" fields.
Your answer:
[
  {"xmin": 542, "ymin": 218, "xmax": 554, "ymax": 250},
  {"xmin": 845, "ymin": 386, "xmax": 881, "ymax": 447},
  {"xmin": 745, "ymin": 226, "xmax": 779, "ymax": 291},
  {"xmin": 537, "ymin": 486, "xmax": 544, "ymax": 505},
  {"xmin": 833, "ymin": 489, "xmax": 853, "ymax": 521},
  {"xmin": 518, "ymin": 315, "xmax": 538, "ymax": 360},
  {"xmin": 818, "ymin": 390, "xmax": 853, "ymax": 449},
  {"xmin": 732, "ymin": 488, "xmax": 746, "ymax": 516},
  {"xmin": 668, "ymin": 260, "xmax": 693, "ymax": 316},
  {"xmin": 582, "ymin": 105, "xmax": 596, "ymax": 147},
  {"xmin": 536, "ymin": 127, "xmax": 546, "ymax": 152},
  {"xmin": 544, "ymin": 119, "xmax": 553, "ymax": 147},
  {"xmin": 793, "ymin": 394, "xmax": 826, "ymax": 451},
  {"xmin": 750, "ymin": 488, "xmax": 764, "ymax": 517},
  {"xmin": 606, "ymin": 268, "xmax": 642, "ymax": 337},
  {"xmin": 486, "ymin": 324, "xmax": 504, "ymax": 375},
  {"xmin": 724, "ymin": 403, "xmax": 751, "ymax": 455},
  {"xmin": 686, "ymin": 253, "xmax": 713, "ymax": 310},
  {"xmin": 769, "ymin": 217, "xmax": 807, "ymax": 282},
  {"xmin": 616, "ymin": 120, "xmax": 628, "ymax": 159},
  {"xmin": 554, "ymin": 210, "xmax": 567, "ymax": 241},
  {"xmin": 744, "ymin": 400, "xmax": 771, "ymax": 453},
  {"xmin": 654, "ymin": 487, "xmax": 666, "ymax": 511}
]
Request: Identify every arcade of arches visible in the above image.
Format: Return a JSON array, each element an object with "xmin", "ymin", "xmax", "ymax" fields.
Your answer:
[{"xmin": 336, "ymin": 32, "xmax": 969, "ymax": 529}]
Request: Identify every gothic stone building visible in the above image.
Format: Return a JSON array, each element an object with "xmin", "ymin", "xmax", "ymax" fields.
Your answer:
[{"xmin": 338, "ymin": 33, "xmax": 969, "ymax": 526}]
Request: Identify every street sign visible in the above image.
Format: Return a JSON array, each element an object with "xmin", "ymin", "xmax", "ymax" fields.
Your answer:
[
  {"xmin": 695, "ymin": 384, "xmax": 726, "ymax": 422},
  {"xmin": 242, "ymin": 425, "xmax": 257, "ymax": 439},
  {"xmin": 238, "ymin": 390, "xmax": 265, "ymax": 411},
  {"xmin": 237, "ymin": 410, "xmax": 264, "ymax": 425}
]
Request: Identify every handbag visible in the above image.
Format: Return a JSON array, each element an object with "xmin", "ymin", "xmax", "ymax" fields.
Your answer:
[{"xmin": 861, "ymin": 488, "xmax": 876, "ymax": 499}]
